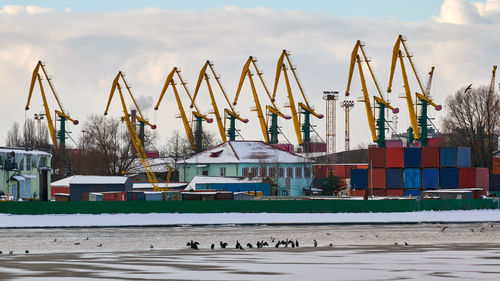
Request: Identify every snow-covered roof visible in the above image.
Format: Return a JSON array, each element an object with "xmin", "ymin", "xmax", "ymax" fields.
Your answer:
[
  {"xmin": 179, "ymin": 141, "xmax": 313, "ymax": 164},
  {"xmin": 70, "ymin": 175, "xmax": 129, "ymax": 185},
  {"xmin": 133, "ymin": 182, "xmax": 188, "ymax": 189},
  {"xmin": 186, "ymin": 175, "xmax": 263, "ymax": 190},
  {"xmin": 51, "ymin": 176, "xmax": 75, "ymax": 187},
  {"xmin": 0, "ymin": 147, "xmax": 51, "ymax": 156}
]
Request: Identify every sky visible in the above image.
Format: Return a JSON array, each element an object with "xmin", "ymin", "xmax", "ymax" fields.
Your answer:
[{"xmin": 0, "ymin": 0, "xmax": 498, "ymax": 153}]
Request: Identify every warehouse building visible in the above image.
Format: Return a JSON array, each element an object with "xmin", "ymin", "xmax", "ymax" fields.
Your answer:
[
  {"xmin": 178, "ymin": 141, "xmax": 313, "ymax": 196},
  {"xmin": 0, "ymin": 147, "xmax": 52, "ymax": 201},
  {"xmin": 69, "ymin": 175, "xmax": 133, "ymax": 201}
]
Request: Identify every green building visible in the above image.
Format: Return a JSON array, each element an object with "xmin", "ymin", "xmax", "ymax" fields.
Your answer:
[
  {"xmin": 0, "ymin": 148, "xmax": 52, "ymax": 201},
  {"xmin": 178, "ymin": 141, "xmax": 313, "ymax": 196}
]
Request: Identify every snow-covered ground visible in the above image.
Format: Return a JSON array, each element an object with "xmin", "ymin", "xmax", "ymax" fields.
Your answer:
[{"xmin": 1, "ymin": 210, "xmax": 500, "ymax": 228}]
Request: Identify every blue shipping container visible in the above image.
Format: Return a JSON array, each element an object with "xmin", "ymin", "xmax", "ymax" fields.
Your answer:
[
  {"xmin": 386, "ymin": 168, "xmax": 403, "ymax": 189},
  {"xmin": 457, "ymin": 147, "xmax": 472, "ymax": 168},
  {"xmin": 197, "ymin": 183, "xmax": 271, "ymax": 196},
  {"xmin": 422, "ymin": 168, "xmax": 439, "ymax": 189},
  {"xmin": 127, "ymin": 191, "xmax": 145, "ymax": 201},
  {"xmin": 440, "ymin": 147, "xmax": 457, "ymax": 167},
  {"xmin": 144, "ymin": 192, "xmax": 163, "ymax": 201},
  {"xmin": 440, "ymin": 168, "xmax": 459, "ymax": 188},
  {"xmin": 404, "ymin": 148, "xmax": 422, "ymax": 168},
  {"xmin": 404, "ymin": 168, "xmax": 421, "ymax": 189},
  {"xmin": 489, "ymin": 175, "xmax": 500, "ymax": 191},
  {"xmin": 351, "ymin": 169, "xmax": 368, "ymax": 189},
  {"xmin": 404, "ymin": 189, "xmax": 421, "ymax": 197}
]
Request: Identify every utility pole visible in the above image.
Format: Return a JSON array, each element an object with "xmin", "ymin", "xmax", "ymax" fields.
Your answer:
[
  {"xmin": 340, "ymin": 100, "xmax": 354, "ymax": 151},
  {"xmin": 323, "ymin": 91, "xmax": 338, "ymax": 168}
]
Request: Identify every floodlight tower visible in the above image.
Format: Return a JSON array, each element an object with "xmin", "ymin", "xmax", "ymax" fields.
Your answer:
[
  {"xmin": 323, "ymin": 91, "xmax": 338, "ymax": 164},
  {"xmin": 340, "ymin": 100, "xmax": 355, "ymax": 151}
]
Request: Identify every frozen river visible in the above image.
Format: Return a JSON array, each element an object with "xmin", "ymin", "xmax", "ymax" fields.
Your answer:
[{"xmin": 0, "ymin": 223, "xmax": 499, "ymax": 280}]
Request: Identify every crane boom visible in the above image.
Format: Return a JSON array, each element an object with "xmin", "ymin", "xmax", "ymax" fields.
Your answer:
[
  {"xmin": 154, "ymin": 67, "xmax": 212, "ymax": 151},
  {"xmin": 105, "ymin": 71, "xmax": 159, "ymax": 191},
  {"xmin": 25, "ymin": 61, "xmax": 78, "ymax": 150}
]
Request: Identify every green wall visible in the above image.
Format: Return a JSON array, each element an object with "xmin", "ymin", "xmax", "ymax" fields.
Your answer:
[{"xmin": 0, "ymin": 199, "xmax": 498, "ymax": 215}]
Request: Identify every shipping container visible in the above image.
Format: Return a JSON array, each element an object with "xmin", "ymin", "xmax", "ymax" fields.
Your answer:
[
  {"xmin": 404, "ymin": 168, "xmax": 421, "ymax": 189},
  {"xmin": 313, "ymin": 165, "xmax": 327, "ymax": 179},
  {"xmin": 144, "ymin": 192, "xmax": 163, "ymax": 201},
  {"xmin": 386, "ymin": 147, "xmax": 404, "ymax": 168},
  {"xmin": 427, "ymin": 137, "xmax": 446, "ymax": 147},
  {"xmin": 81, "ymin": 192, "xmax": 90, "ymax": 201},
  {"xmin": 368, "ymin": 168, "xmax": 386, "ymax": 189},
  {"xmin": 368, "ymin": 147, "xmax": 386, "ymax": 168},
  {"xmin": 490, "ymin": 175, "xmax": 500, "ymax": 191},
  {"xmin": 163, "ymin": 191, "xmax": 182, "ymax": 200},
  {"xmin": 127, "ymin": 191, "xmax": 145, "ymax": 201},
  {"xmin": 440, "ymin": 147, "xmax": 457, "ymax": 167},
  {"xmin": 271, "ymin": 143, "xmax": 294, "ymax": 153},
  {"xmin": 350, "ymin": 189, "xmax": 365, "ymax": 196},
  {"xmin": 404, "ymin": 148, "xmax": 422, "ymax": 168},
  {"xmin": 334, "ymin": 165, "xmax": 347, "ymax": 178},
  {"xmin": 386, "ymin": 189, "xmax": 404, "ymax": 197},
  {"xmin": 458, "ymin": 168, "xmax": 489, "ymax": 188},
  {"xmin": 369, "ymin": 189, "xmax": 385, "ymax": 196},
  {"xmin": 215, "ymin": 192, "xmax": 234, "ymax": 200},
  {"xmin": 457, "ymin": 147, "xmax": 472, "ymax": 168},
  {"xmin": 51, "ymin": 187, "xmax": 70, "ymax": 198},
  {"xmin": 440, "ymin": 168, "xmax": 459, "ymax": 188},
  {"xmin": 309, "ymin": 142, "xmax": 327, "ymax": 153},
  {"xmin": 493, "ymin": 157, "xmax": 500, "ymax": 175},
  {"xmin": 89, "ymin": 192, "xmax": 103, "ymax": 201},
  {"xmin": 351, "ymin": 169, "xmax": 368, "ymax": 189},
  {"xmin": 54, "ymin": 193, "xmax": 70, "ymax": 201},
  {"xmin": 386, "ymin": 139, "xmax": 403, "ymax": 148},
  {"xmin": 386, "ymin": 168, "xmax": 403, "ymax": 189},
  {"xmin": 196, "ymin": 182, "xmax": 271, "ymax": 196},
  {"xmin": 422, "ymin": 168, "xmax": 439, "ymax": 189},
  {"xmin": 404, "ymin": 189, "xmax": 421, "ymax": 197},
  {"xmin": 421, "ymin": 147, "xmax": 440, "ymax": 168}
]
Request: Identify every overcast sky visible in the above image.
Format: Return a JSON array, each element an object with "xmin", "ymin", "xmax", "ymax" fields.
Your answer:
[{"xmin": 0, "ymin": 0, "xmax": 499, "ymax": 152}]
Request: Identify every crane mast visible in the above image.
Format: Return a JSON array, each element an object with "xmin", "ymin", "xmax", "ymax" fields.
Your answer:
[
  {"xmin": 192, "ymin": 60, "xmax": 248, "ymax": 142},
  {"xmin": 104, "ymin": 71, "xmax": 160, "ymax": 191},
  {"xmin": 25, "ymin": 61, "xmax": 79, "ymax": 151},
  {"xmin": 272, "ymin": 50, "xmax": 323, "ymax": 152},
  {"xmin": 154, "ymin": 67, "xmax": 212, "ymax": 153},
  {"xmin": 345, "ymin": 41, "xmax": 398, "ymax": 148}
]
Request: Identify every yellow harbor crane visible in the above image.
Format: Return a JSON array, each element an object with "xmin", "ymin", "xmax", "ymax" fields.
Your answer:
[
  {"xmin": 345, "ymin": 40, "xmax": 399, "ymax": 147},
  {"xmin": 104, "ymin": 71, "xmax": 161, "ymax": 191},
  {"xmin": 233, "ymin": 56, "xmax": 290, "ymax": 144},
  {"xmin": 25, "ymin": 61, "xmax": 79, "ymax": 151},
  {"xmin": 387, "ymin": 35, "xmax": 441, "ymax": 146},
  {"xmin": 192, "ymin": 60, "xmax": 249, "ymax": 142},
  {"xmin": 154, "ymin": 67, "xmax": 213, "ymax": 153},
  {"xmin": 272, "ymin": 50, "xmax": 323, "ymax": 152}
]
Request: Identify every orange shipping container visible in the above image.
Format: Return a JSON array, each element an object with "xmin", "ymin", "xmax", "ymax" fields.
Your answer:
[
  {"xmin": 386, "ymin": 189, "xmax": 404, "ymax": 197},
  {"xmin": 51, "ymin": 187, "xmax": 70, "ymax": 198},
  {"xmin": 368, "ymin": 168, "xmax": 386, "ymax": 189},
  {"xmin": 493, "ymin": 157, "xmax": 500, "ymax": 175},
  {"xmin": 350, "ymin": 189, "xmax": 365, "ymax": 197},
  {"xmin": 386, "ymin": 147, "xmax": 404, "ymax": 168}
]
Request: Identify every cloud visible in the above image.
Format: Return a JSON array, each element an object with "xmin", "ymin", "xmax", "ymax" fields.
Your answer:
[
  {"xmin": 131, "ymin": 95, "xmax": 154, "ymax": 113},
  {"xmin": 0, "ymin": 4, "xmax": 499, "ymax": 152},
  {"xmin": 435, "ymin": 0, "xmax": 500, "ymax": 24},
  {"xmin": 0, "ymin": 5, "xmax": 52, "ymax": 15}
]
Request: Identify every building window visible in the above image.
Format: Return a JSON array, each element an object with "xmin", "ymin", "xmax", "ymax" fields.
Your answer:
[
  {"xmin": 220, "ymin": 167, "xmax": 226, "ymax": 177},
  {"xmin": 202, "ymin": 170, "xmax": 208, "ymax": 176},
  {"xmin": 304, "ymin": 167, "xmax": 311, "ymax": 178},
  {"xmin": 26, "ymin": 155, "xmax": 32, "ymax": 170},
  {"xmin": 287, "ymin": 167, "xmax": 293, "ymax": 178},
  {"xmin": 39, "ymin": 156, "xmax": 47, "ymax": 168},
  {"xmin": 250, "ymin": 167, "xmax": 258, "ymax": 177},
  {"xmin": 269, "ymin": 167, "xmax": 276, "ymax": 178},
  {"xmin": 260, "ymin": 167, "xmax": 267, "ymax": 177},
  {"xmin": 295, "ymin": 167, "xmax": 302, "ymax": 178},
  {"xmin": 19, "ymin": 156, "xmax": 25, "ymax": 171},
  {"xmin": 242, "ymin": 167, "xmax": 249, "ymax": 177},
  {"xmin": 278, "ymin": 167, "xmax": 284, "ymax": 178}
]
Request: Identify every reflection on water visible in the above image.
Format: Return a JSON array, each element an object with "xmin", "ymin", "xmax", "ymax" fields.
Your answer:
[{"xmin": 0, "ymin": 224, "xmax": 499, "ymax": 280}]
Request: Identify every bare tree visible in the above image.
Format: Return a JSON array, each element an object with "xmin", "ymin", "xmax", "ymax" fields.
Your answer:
[
  {"xmin": 442, "ymin": 86, "xmax": 500, "ymax": 168},
  {"xmin": 22, "ymin": 119, "xmax": 37, "ymax": 149},
  {"xmin": 5, "ymin": 122, "xmax": 22, "ymax": 147},
  {"xmin": 162, "ymin": 131, "xmax": 191, "ymax": 170}
]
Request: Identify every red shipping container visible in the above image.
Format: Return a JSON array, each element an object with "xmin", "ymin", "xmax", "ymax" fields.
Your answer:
[
  {"xmin": 386, "ymin": 147, "xmax": 404, "ymax": 168},
  {"xmin": 350, "ymin": 189, "xmax": 365, "ymax": 197},
  {"xmin": 357, "ymin": 164, "xmax": 369, "ymax": 169},
  {"xmin": 422, "ymin": 147, "xmax": 440, "ymax": 168},
  {"xmin": 428, "ymin": 137, "xmax": 446, "ymax": 147},
  {"xmin": 371, "ymin": 189, "xmax": 386, "ymax": 196},
  {"xmin": 459, "ymin": 168, "xmax": 490, "ymax": 188},
  {"xmin": 386, "ymin": 189, "xmax": 404, "ymax": 197},
  {"xmin": 369, "ymin": 147, "xmax": 386, "ymax": 168},
  {"xmin": 334, "ymin": 165, "xmax": 347, "ymax": 178},
  {"xmin": 386, "ymin": 140, "xmax": 403, "ymax": 148},
  {"xmin": 368, "ymin": 168, "xmax": 386, "ymax": 189},
  {"xmin": 309, "ymin": 142, "xmax": 327, "ymax": 153},
  {"xmin": 51, "ymin": 187, "xmax": 70, "ymax": 198},
  {"xmin": 313, "ymin": 165, "xmax": 326, "ymax": 178},
  {"xmin": 492, "ymin": 158, "xmax": 500, "ymax": 175}
]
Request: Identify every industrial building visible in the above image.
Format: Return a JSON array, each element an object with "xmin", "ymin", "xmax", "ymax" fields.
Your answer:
[
  {"xmin": 0, "ymin": 147, "xmax": 52, "ymax": 200},
  {"xmin": 178, "ymin": 141, "xmax": 313, "ymax": 196},
  {"xmin": 68, "ymin": 175, "xmax": 133, "ymax": 201}
]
